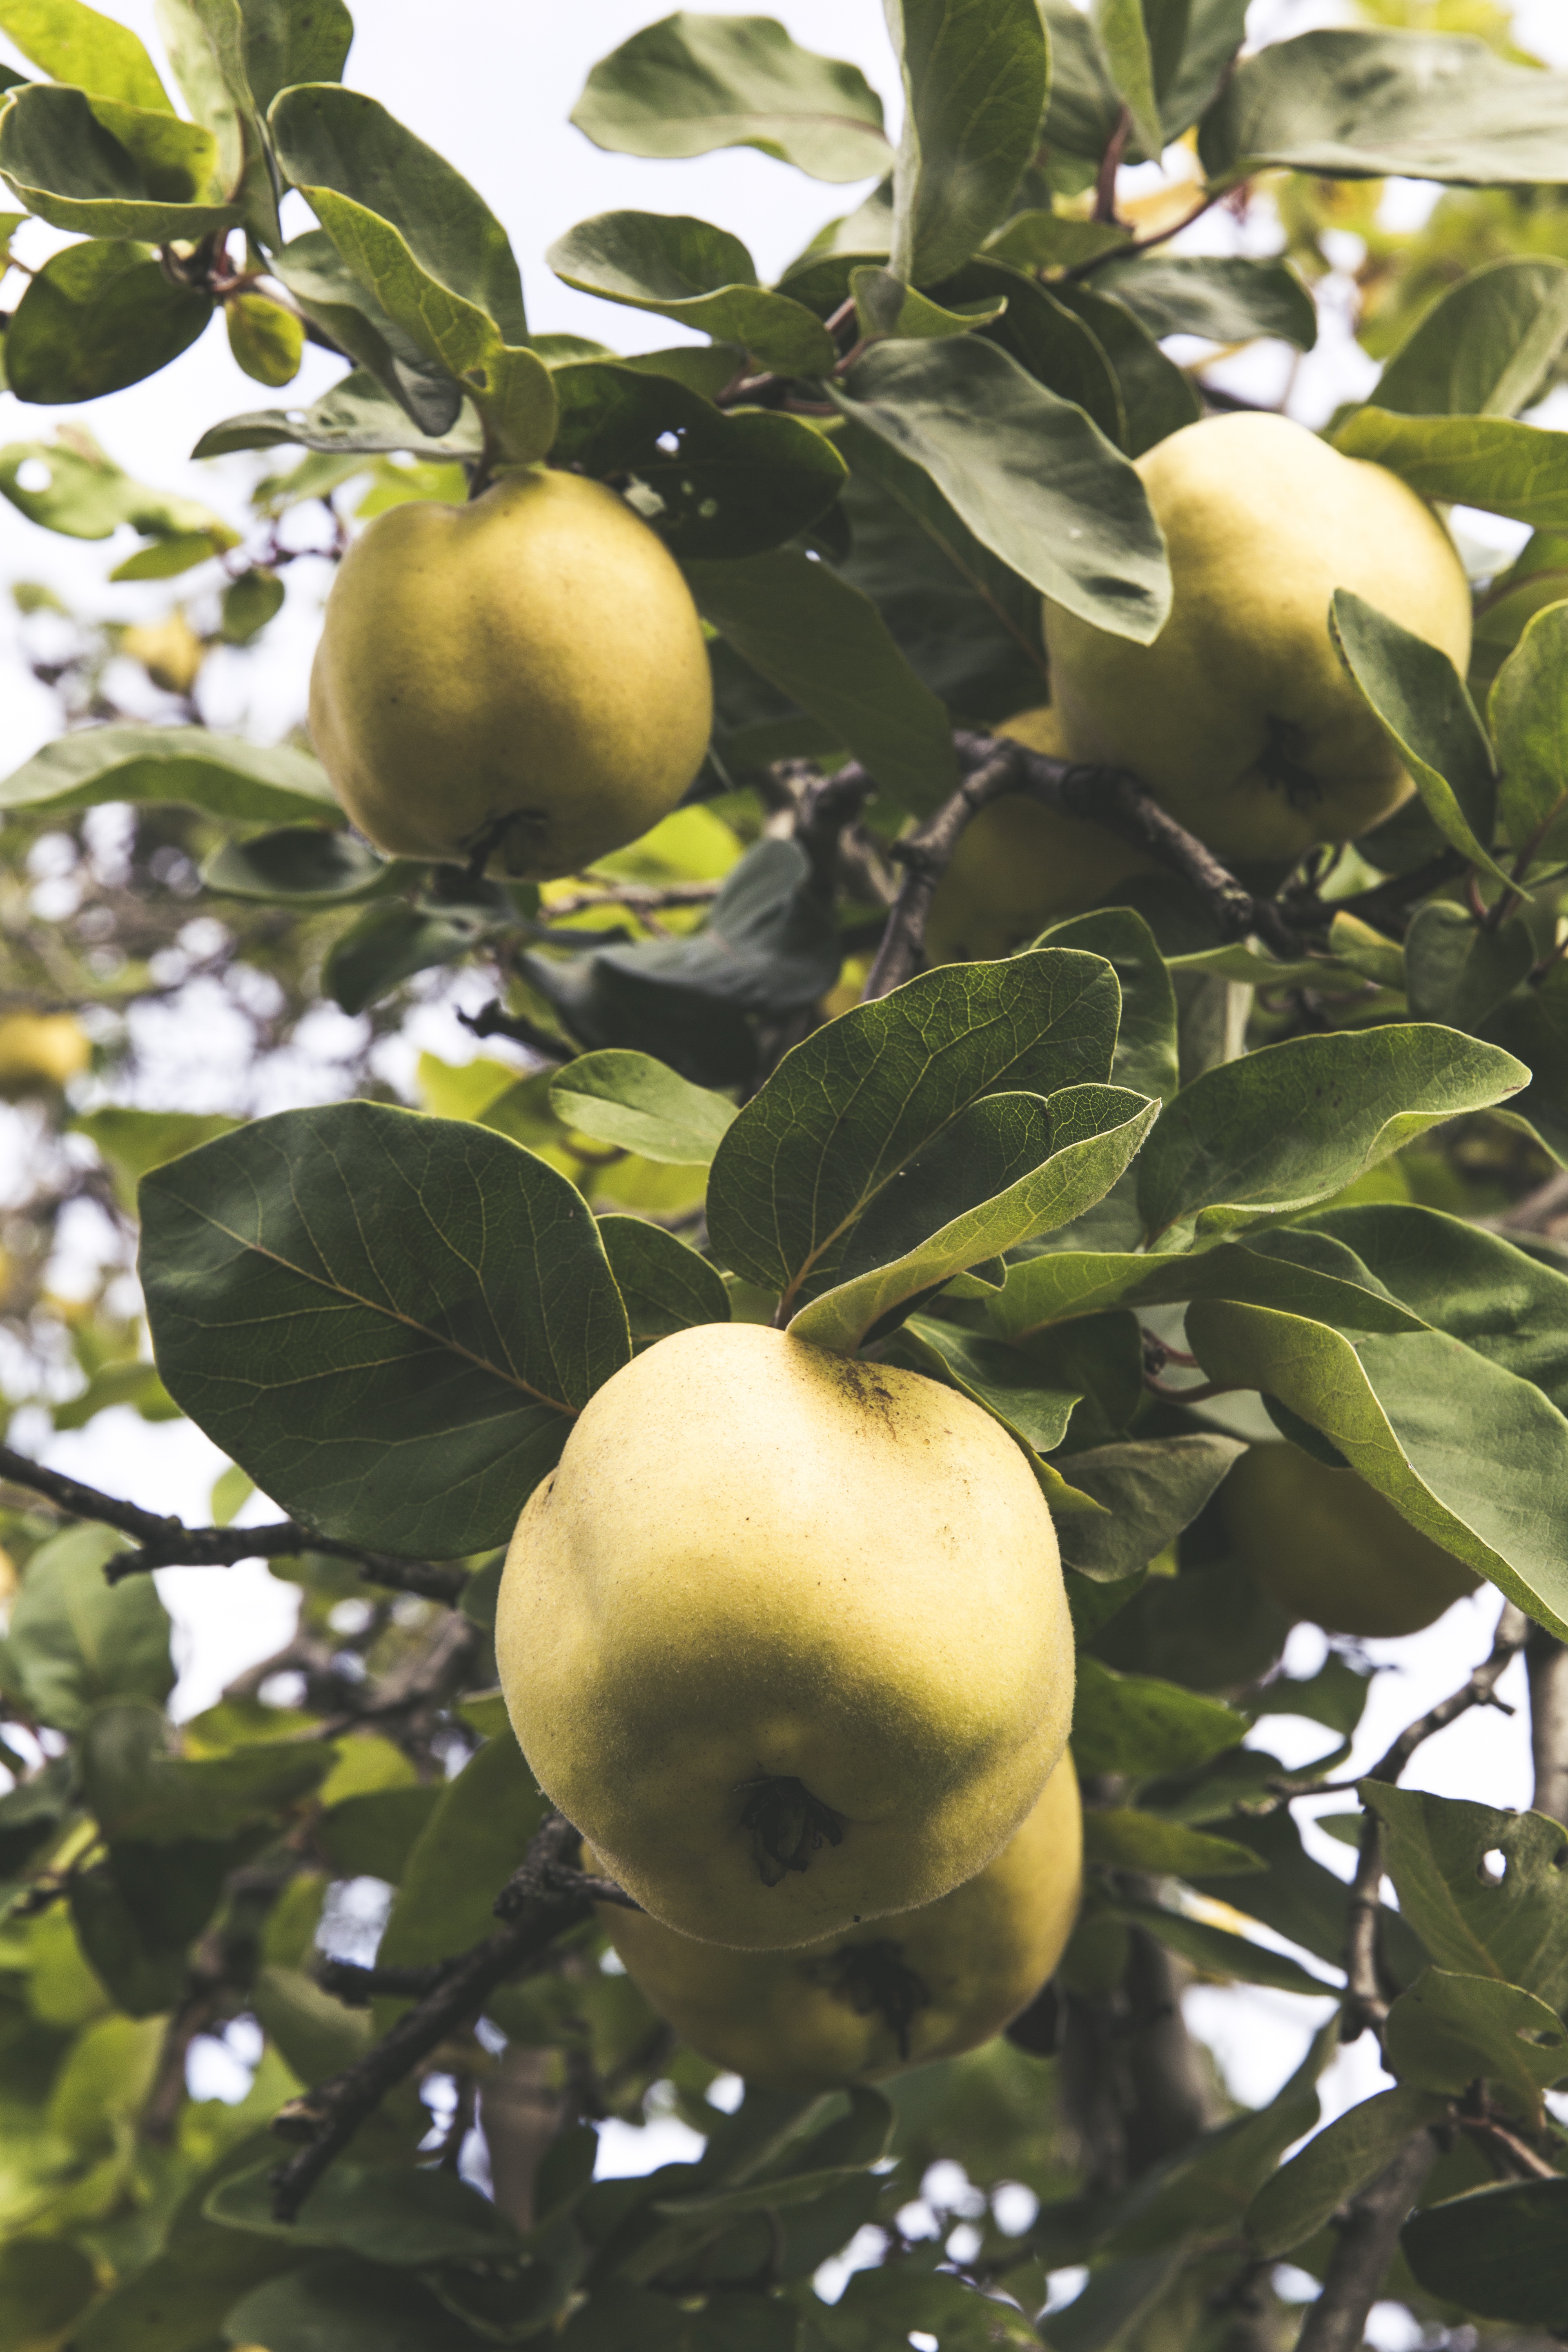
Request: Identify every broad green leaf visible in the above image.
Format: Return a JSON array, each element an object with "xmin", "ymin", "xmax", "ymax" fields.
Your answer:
[
  {"xmin": 984, "ymin": 212, "xmax": 1127, "ymax": 271},
  {"xmin": 0, "ymin": 82, "xmax": 238, "ymax": 238},
  {"xmin": 991, "ymin": 1229, "xmax": 1425, "ymax": 1342},
  {"xmin": 69, "ymin": 2214, "xmax": 308, "ymax": 2352},
  {"xmin": 0, "ymin": 0, "xmax": 170, "ymax": 105},
  {"xmin": 685, "ymin": 548, "xmax": 958, "ymax": 815},
  {"xmin": 1246, "ymin": 2085, "xmax": 1450, "ymax": 2258},
  {"xmin": 193, "ymin": 364, "xmax": 483, "ymax": 461},
  {"xmin": 1482, "ymin": 959, "xmax": 1568, "ymax": 1167},
  {"xmin": 0, "ymin": 725, "xmax": 337, "ymax": 824},
  {"xmin": 1199, "ymin": 28, "xmax": 1568, "ymax": 187},
  {"xmin": 1185, "ymin": 1302, "xmax": 1568, "ymax": 1640},
  {"xmin": 598, "ymin": 1216, "xmax": 730, "ymax": 1349},
  {"xmin": 1081, "ymin": 1809, "xmax": 1263, "ymax": 1877},
  {"xmin": 323, "ymin": 900, "xmax": 483, "ymax": 1018},
  {"xmin": 792, "ymin": 1087, "xmax": 1157, "ymax": 1353},
  {"xmin": 1330, "ymin": 590, "xmax": 1508, "ymax": 886},
  {"xmin": 1386, "ymin": 1968, "xmax": 1568, "ymax": 2118},
  {"xmin": 267, "ymin": 230, "xmax": 465, "ymax": 439},
  {"xmin": 849, "ymin": 265, "xmax": 1007, "ymax": 343},
  {"xmin": 1402, "ymin": 2180, "xmax": 1568, "ymax": 2330},
  {"xmin": 210, "ymin": 2159, "xmax": 523, "ymax": 2264},
  {"xmin": 1111, "ymin": 1896, "xmax": 1329, "ymax": 1998},
  {"xmin": 883, "ymin": 1319, "xmax": 1090, "ymax": 1507},
  {"xmin": 139, "ymin": 1103, "xmax": 631, "ymax": 1557},
  {"xmin": 1148, "ymin": 0, "xmax": 1250, "ymax": 140},
  {"xmin": 1049, "ymin": 278, "xmax": 1203, "ymax": 458},
  {"xmin": 1072, "ymin": 1656, "xmax": 1245, "ymax": 1778},
  {"xmin": 835, "ymin": 337, "xmax": 1170, "ymax": 643},
  {"xmin": 1053, "ymin": 1433, "xmax": 1243, "ymax": 1581},
  {"xmin": 0, "ymin": 1524, "xmax": 172, "ymax": 1735},
  {"xmin": 153, "ymin": 0, "xmax": 279, "ymax": 245},
  {"xmin": 1039, "ymin": 907, "xmax": 1178, "ymax": 1104},
  {"xmin": 0, "ymin": 2237, "xmax": 97, "ymax": 2349},
  {"xmin": 1489, "ymin": 599, "xmax": 1568, "ymax": 848},
  {"xmin": 820, "ymin": 2265, "xmax": 1042, "ymax": 2349},
  {"xmin": 1403, "ymin": 902, "xmax": 1533, "ymax": 1031},
  {"xmin": 1187, "ymin": 1805, "xmax": 1423, "ymax": 1982},
  {"xmin": 930, "ymin": 259, "xmax": 1125, "ymax": 445},
  {"xmin": 1095, "ymin": 254, "xmax": 1317, "ymax": 351},
  {"xmin": 0, "ymin": 432, "xmax": 235, "ymax": 548},
  {"xmin": 316, "ymin": 1783, "xmax": 439, "ymax": 1882},
  {"xmin": 1374, "ymin": 257, "xmax": 1568, "ymax": 419},
  {"xmin": 1334, "ymin": 406, "xmax": 1568, "ymax": 530},
  {"xmin": 80, "ymin": 1702, "xmax": 334, "ymax": 1843},
  {"xmin": 571, "ymin": 13, "xmax": 890, "ymax": 182},
  {"xmin": 376, "ymin": 1726, "xmax": 550, "ymax": 1984},
  {"xmin": 4, "ymin": 237, "xmax": 211, "ymax": 403},
  {"xmin": 203, "ymin": 826, "xmax": 392, "ymax": 906},
  {"xmin": 227, "ymin": 2257, "xmax": 491, "ymax": 2352},
  {"xmin": 1091, "ymin": 0, "xmax": 1162, "ymax": 163},
  {"xmin": 549, "ymin": 214, "xmax": 835, "ymax": 375},
  {"xmin": 885, "ymin": 0, "xmax": 1049, "ymax": 285},
  {"xmin": 1136, "ymin": 1025, "xmax": 1526, "ymax": 1242},
  {"xmin": 550, "ymin": 1051, "xmax": 736, "ymax": 1165},
  {"xmin": 250, "ymin": 1962, "xmax": 371, "ymax": 2086},
  {"xmin": 1361, "ymin": 1785, "xmax": 1568, "ymax": 2014},
  {"xmin": 706, "ymin": 948, "xmax": 1121, "ymax": 1306},
  {"xmin": 242, "ymin": 0, "xmax": 353, "ymax": 115}
]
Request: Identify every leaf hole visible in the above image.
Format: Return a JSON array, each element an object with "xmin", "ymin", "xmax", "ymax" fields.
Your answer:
[
  {"xmin": 14, "ymin": 458, "xmax": 52, "ymax": 493},
  {"xmin": 655, "ymin": 430, "xmax": 681, "ymax": 454},
  {"xmin": 1478, "ymin": 1847, "xmax": 1508, "ymax": 1884},
  {"xmin": 1553, "ymin": 1846, "xmax": 1568, "ymax": 1873}
]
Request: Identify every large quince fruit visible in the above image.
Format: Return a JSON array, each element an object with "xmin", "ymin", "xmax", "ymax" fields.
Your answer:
[
  {"xmin": 926, "ymin": 706, "xmax": 1158, "ymax": 963},
  {"xmin": 591, "ymin": 1751, "xmax": 1082, "ymax": 2089},
  {"xmin": 496, "ymin": 1322, "xmax": 1073, "ymax": 1949},
  {"xmin": 0, "ymin": 1012, "xmax": 90, "ymax": 1097},
  {"xmin": 1042, "ymin": 414, "xmax": 1472, "ymax": 863},
  {"xmin": 1221, "ymin": 1443, "xmax": 1481, "ymax": 1639},
  {"xmin": 308, "ymin": 468, "xmax": 713, "ymax": 877}
]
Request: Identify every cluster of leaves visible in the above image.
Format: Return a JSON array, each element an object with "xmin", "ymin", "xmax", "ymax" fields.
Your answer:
[{"xmin": 2, "ymin": 0, "xmax": 1568, "ymax": 2346}]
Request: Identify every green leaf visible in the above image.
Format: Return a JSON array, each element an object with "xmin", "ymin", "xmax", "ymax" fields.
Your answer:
[
  {"xmin": 73, "ymin": 1104, "xmax": 242, "ymax": 1213},
  {"xmin": 550, "ymin": 1051, "xmax": 736, "ymax": 1165},
  {"xmin": 376, "ymin": 1726, "xmax": 550, "ymax": 1986},
  {"xmin": 1185, "ymin": 1301, "xmax": 1568, "ymax": 1640},
  {"xmin": 991, "ymin": 1228, "xmax": 1425, "ymax": 1343},
  {"xmin": 226, "ymin": 290, "xmax": 304, "ymax": 385},
  {"xmin": 1136, "ymin": 1025, "xmax": 1526, "ymax": 1242},
  {"xmin": 1374, "ymin": 258, "xmax": 1568, "ymax": 419},
  {"xmin": 820, "ymin": 2265, "xmax": 1042, "ymax": 2349},
  {"xmin": 323, "ymin": 900, "xmax": 482, "ymax": 1018},
  {"xmin": 138, "ymin": 1102, "xmax": 631, "ymax": 1557},
  {"xmin": 1481, "ymin": 959, "xmax": 1568, "ymax": 1167},
  {"xmin": 1403, "ymin": 902, "xmax": 1533, "ymax": 1031},
  {"xmin": 571, "ymin": 13, "xmax": 890, "ymax": 183},
  {"xmin": 4, "ymin": 236, "xmax": 211, "ymax": 402},
  {"xmin": 849, "ymin": 265, "xmax": 1007, "ymax": 343},
  {"xmin": 1040, "ymin": 908, "xmax": 1178, "ymax": 1104},
  {"xmin": 0, "ymin": 82, "xmax": 238, "ymax": 238},
  {"xmin": 706, "ymin": 948, "xmax": 1121, "ymax": 1306},
  {"xmin": 1081, "ymin": 1809, "xmax": 1264, "ymax": 1877},
  {"xmin": 1111, "ymin": 1895, "xmax": 1330, "ymax": 1998},
  {"xmin": 1095, "ymin": 254, "xmax": 1317, "ymax": 351},
  {"xmin": 0, "ymin": 724, "xmax": 337, "ymax": 824},
  {"xmin": 153, "ymin": 0, "xmax": 279, "ymax": 246},
  {"xmin": 1330, "ymin": 589, "xmax": 1508, "ymax": 886},
  {"xmin": 1385, "ymin": 1967, "xmax": 1568, "ymax": 2118},
  {"xmin": 885, "ymin": 0, "xmax": 1049, "ymax": 286},
  {"xmin": 210, "ymin": 2158, "xmax": 523, "ymax": 2264},
  {"xmin": 984, "ymin": 213, "xmax": 1127, "ymax": 271},
  {"xmin": 266, "ymin": 232, "xmax": 466, "ymax": 439},
  {"xmin": 1199, "ymin": 28, "xmax": 1568, "ymax": 187},
  {"xmin": 1361, "ymin": 1785, "xmax": 1568, "ymax": 2015},
  {"xmin": 598, "ymin": 1216, "xmax": 730, "ymax": 1350},
  {"xmin": 1246, "ymin": 2085, "xmax": 1450, "ymax": 2258},
  {"xmin": 1048, "ymin": 278, "xmax": 1203, "ymax": 457},
  {"xmin": 203, "ymin": 826, "xmax": 392, "ymax": 906},
  {"xmin": 80, "ymin": 1702, "xmax": 334, "ymax": 1842},
  {"xmin": 933, "ymin": 260, "xmax": 1125, "ymax": 445},
  {"xmin": 792, "ymin": 1086, "xmax": 1157, "ymax": 1353},
  {"xmin": 1333, "ymin": 406, "xmax": 1568, "ymax": 530},
  {"xmin": 1054, "ymin": 1433, "xmax": 1244, "ymax": 1581},
  {"xmin": 1090, "ymin": 0, "xmax": 1162, "ymax": 163},
  {"xmin": 69, "ymin": 2218, "xmax": 308, "ymax": 2352},
  {"xmin": 250, "ymin": 1962, "xmax": 372, "ymax": 2087},
  {"xmin": 685, "ymin": 548, "xmax": 959, "ymax": 816},
  {"xmin": 1489, "ymin": 598, "xmax": 1568, "ymax": 850},
  {"xmin": 0, "ymin": 2236, "xmax": 97, "ymax": 2350},
  {"xmin": 0, "ymin": 431, "xmax": 236, "ymax": 548},
  {"xmin": 834, "ymin": 336, "xmax": 1170, "ymax": 643},
  {"xmin": 549, "ymin": 214, "xmax": 835, "ymax": 375},
  {"xmin": 884, "ymin": 1318, "xmax": 1087, "ymax": 1491},
  {"xmin": 226, "ymin": 2256, "xmax": 492, "ymax": 2352},
  {"xmin": 1402, "ymin": 2179, "xmax": 1568, "ymax": 2329},
  {"xmin": 0, "ymin": 0, "xmax": 171, "ymax": 106},
  {"xmin": 316, "ymin": 1784, "xmax": 441, "ymax": 1883},
  {"xmin": 1072, "ymin": 1655, "xmax": 1246, "ymax": 1777},
  {"xmin": 0, "ymin": 1523, "xmax": 172, "ymax": 1734},
  {"xmin": 193, "ymin": 364, "xmax": 483, "ymax": 461}
]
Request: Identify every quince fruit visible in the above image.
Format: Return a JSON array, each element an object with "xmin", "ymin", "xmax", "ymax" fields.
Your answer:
[
  {"xmin": 591, "ymin": 1750, "xmax": 1081, "ymax": 2089},
  {"xmin": 309, "ymin": 468, "xmax": 713, "ymax": 877},
  {"xmin": 1221, "ymin": 1442, "xmax": 1481, "ymax": 1639},
  {"xmin": 0, "ymin": 1012, "xmax": 90, "ymax": 1096},
  {"xmin": 1042, "ymin": 414, "xmax": 1472, "ymax": 863},
  {"xmin": 926, "ymin": 706, "xmax": 1158, "ymax": 962},
  {"xmin": 497, "ymin": 1322, "xmax": 1073, "ymax": 1949}
]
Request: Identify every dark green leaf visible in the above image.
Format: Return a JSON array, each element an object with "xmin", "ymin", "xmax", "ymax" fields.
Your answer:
[
  {"xmin": 139, "ymin": 1102, "xmax": 630, "ymax": 1557},
  {"xmin": 548, "ymin": 214, "xmax": 834, "ymax": 374},
  {"xmin": 1489, "ymin": 597, "xmax": 1568, "ymax": 849},
  {"xmin": 1330, "ymin": 589, "xmax": 1507, "ymax": 885},
  {"xmin": 1199, "ymin": 29, "xmax": 1568, "ymax": 187},
  {"xmin": 935, "ymin": 261, "xmax": 1125, "ymax": 444},
  {"xmin": 1054, "ymin": 1433, "xmax": 1244, "ymax": 1580},
  {"xmin": 1403, "ymin": 902, "xmax": 1533, "ymax": 1030},
  {"xmin": 885, "ymin": 1316, "xmax": 1085, "ymax": 1472},
  {"xmin": 80, "ymin": 1702, "xmax": 333, "ymax": 1842},
  {"xmin": 0, "ymin": 723, "xmax": 336, "ymax": 824},
  {"xmin": 571, "ymin": 13, "xmax": 890, "ymax": 182},
  {"xmin": 316, "ymin": 1784, "xmax": 441, "ymax": 1883},
  {"xmin": 1361, "ymin": 1785, "xmax": 1568, "ymax": 2014},
  {"xmin": 1136, "ymin": 1025, "xmax": 1526, "ymax": 1242},
  {"xmin": 1096, "ymin": 255, "xmax": 1317, "ymax": 351},
  {"xmin": 686, "ymin": 548, "xmax": 959, "ymax": 815},
  {"xmin": 551, "ymin": 1051, "xmax": 736, "ymax": 1165},
  {"xmin": 849, "ymin": 265, "xmax": 1007, "ymax": 343},
  {"xmin": 221, "ymin": 567, "xmax": 287, "ymax": 644},
  {"xmin": 991, "ymin": 1227, "xmax": 1424, "ymax": 1343},
  {"xmin": 0, "ymin": 82, "xmax": 238, "ymax": 238},
  {"xmin": 819, "ymin": 2263, "xmax": 1042, "ymax": 2348},
  {"xmin": 4, "ymin": 235, "xmax": 210, "ymax": 402},
  {"xmin": 1072, "ymin": 1655, "xmax": 1246, "ymax": 1777},
  {"xmin": 1082, "ymin": 1809, "xmax": 1264, "ymax": 1876},
  {"xmin": 885, "ymin": 0, "xmax": 1049, "ymax": 284},
  {"xmin": 1045, "ymin": 279, "xmax": 1201, "ymax": 456},
  {"xmin": 1090, "ymin": 0, "xmax": 1161, "ymax": 162},
  {"xmin": 210, "ymin": 2158, "xmax": 523, "ymax": 2265},
  {"xmin": 71, "ymin": 1839, "xmax": 237, "ymax": 2013},
  {"xmin": 194, "ymin": 363, "xmax": 483, "ymax": 462},
  {"xmin": 1481, "ymin": 958, "xmax": 1568, "ymax": 1167},
  {"xmin": 251, "ymin": 1964, "xmax": 371, "ymax": 2086},
  {"xmin": 1334, "ymin": 406, "xmax": 1568, "ymax": 530},
  {"xmin": 1187, "ymin": 1806, "xmax": 1423, "ymax": 1979},
  {"xmin": 835, "ymin": 336, "xmax": 1170, "ymax": 641},
  {"xmin": 1246, "ymin": 2085, "xmax": 1449, "ymax": 2258},
  {"xmin": 0, "ymin": 1523, "xmax": 172, "ymax": 1733},
  {"xmin": 323, "ymin": 901, "xmax": 482, "ymax": 1016},
  {"xmin": 1040, "ymin": 907, "xmax": 1179, "ymax": 1103},
  {"xmin": 243, "ymin": 0, "xmax": 354, "ymax": 116},
  {"xmin": 1402, "ymin": 2179, "xmax": 1568, "ymax": 2328},
  {"xmin": 1386, "ymin": 1967, "xmax": 1568, "ymax": 2115},
  {"xmin": 0, "ymin": 2234, "xmax": 97, "ymax": 2348},
  {"xmin": 598, "ymin": 1216, "xmax": 731, "ymax": 1348},
  {"xmin": 1374, "ymin": 257, "xmax": 1568, "ymax": 419},
  {"xmin": 69, "ymin": 2215, "xmax": 307, "ymax": 2351},
  {"xmin": 706, "ymin": 948, "xmax": 1121, "ymax": 1304},
  {"xmin": 376, "ymin": 1728, "xmax": 550, "ymax": 1986},
  {"xmin": 1112, "ymin": 1896, "xmax": 1329, "ymax": 1998},
  {"xmin": 226, "ymin": 2256, "xmax": 490, "ymax": 2352},
  {"xmin": 1151, "ymin": 0, "xmax": 1252, "ymax": 141},
  {"xmin": 203, "ymin": 826, "xmax": 392, "ymax": 906}
]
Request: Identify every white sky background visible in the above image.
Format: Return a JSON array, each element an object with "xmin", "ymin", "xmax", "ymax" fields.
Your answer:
[{"xmin": 2, "ymin": 0, "xmax": 1567, "ymax": 2204}]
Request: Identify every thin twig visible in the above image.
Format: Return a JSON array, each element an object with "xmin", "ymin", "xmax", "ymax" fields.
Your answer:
[
  {"xmin": 864, "ymin": 744, "xmax": 1024, "ymax": 998},
  {"xmin": 1527, "ymin": 1626, "xmax": 1568, "ymax": 1824},
  {"xmin": 1293, "ymin": 2128, "xmax": 1440, "ymax": 2352}
]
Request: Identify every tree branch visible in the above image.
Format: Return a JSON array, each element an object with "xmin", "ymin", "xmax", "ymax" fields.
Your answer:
[
  {"xmin": 864, "ymin": 744, "xmax": 1025, "ymax": 998},
  {"xmin": 1527, "ymin": 1626, "xmax": 1568, "ymax": 1825},
  {"xmin": 1293, "ymin": 2127, "xmax": 1440, "ymax": 2352}
]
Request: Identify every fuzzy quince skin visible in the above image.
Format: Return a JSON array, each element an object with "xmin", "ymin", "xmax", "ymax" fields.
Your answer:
[
  {"xmin": 308, "ymin": 468, "xmax": 713, "ymax": 878},
  {"xmin": 496, "ymin": 1322, "xmax": 1074, "ymax": 1949},
  {"xmin": 1221, "ymin": 1443, "xmax": 1481, "ymax": 1639},
  {"xmin": 592, "ymin": 1751, "xmax": 1081, "ymax": 2089},
  {"xmin": 1042, "ymin": 414, "xmax": 1472, "ymax": 863},
  {"xmin": 926, "ymin": 705, "xmax": 1158, "ymax": 963}
]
